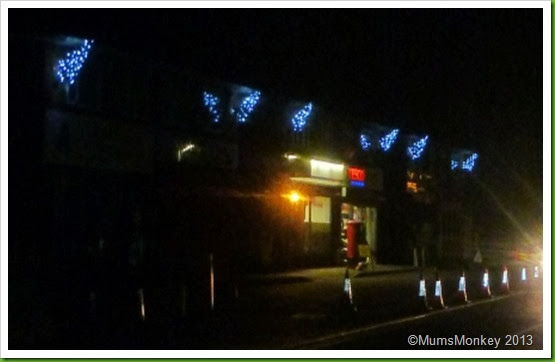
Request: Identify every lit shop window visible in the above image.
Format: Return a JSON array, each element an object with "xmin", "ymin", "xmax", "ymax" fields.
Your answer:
[
  {"xmin": 407, "ymin": 181, "xmax": 418, "ymax": 193},
  {"xmin": 310, "ymin": 159, "xmax": 344, "ymax": 181}
]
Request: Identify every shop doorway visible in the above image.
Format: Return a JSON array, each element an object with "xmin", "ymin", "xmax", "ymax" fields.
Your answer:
[{"xmin": 340, "ymin": 203, "xmax": 378, "ymax": 264}]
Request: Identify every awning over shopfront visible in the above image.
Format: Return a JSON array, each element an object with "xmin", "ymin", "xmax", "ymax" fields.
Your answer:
[
  {"xmin": 288, "ymin": 157, "xmax": 346, "ymax": 188},
  {"xmin": 290, "ymin": 176, "xmax": 345, "ymax": 188}
]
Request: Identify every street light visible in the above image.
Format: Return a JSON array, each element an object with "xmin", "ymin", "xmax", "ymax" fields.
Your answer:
[{"xmin": 289, "ymin": 191, "xmax": 301, "ymax": 203}]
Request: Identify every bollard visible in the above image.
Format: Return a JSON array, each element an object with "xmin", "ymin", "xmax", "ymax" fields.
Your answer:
[
  {"xmin": 481, "ymin": 268, "xmax": 491, "ymax": 298},
  {"xmin": 210, "ymin": 253, "xmax": 215, "ymax": 311},
  {"xmin": 180, "ymin": 285, "xmax": 188, "ymax": 318},
  {"xmin": 138, "ymin": 288, "xmax": 145, "ymax": 321},
  {"xmin": 89, "ymin": 291, "xmax": 97, "ymax": 316},
  {"xmin": 342, "ymin": 268, "xmax": 357, "ymax": 312},
  {"xmin": 432, "ymin": 270, "xmax": 445, "ymax": 309},
  {"xmin": 456, "ymin": 271, "xmax": 469, "ymax": 304},
  {"xmin": 418, "ymin": 270, "xmax": 430, "ymax": 311},
  {"xmin": 234, "ymin": 284, "xmax": 239, "ymax": 300},
  {"xmin": 500, "ymin": 266, "xmax": 510, "ymax": 294}
]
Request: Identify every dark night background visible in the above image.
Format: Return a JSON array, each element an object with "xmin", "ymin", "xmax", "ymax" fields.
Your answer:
[
  {"xmin": 7, "ymin": 7, "xmax": 546, "ymax": 350},
  {"xmin": 9, "ymin": 8, "xmax": 543, "ymax": 244}
]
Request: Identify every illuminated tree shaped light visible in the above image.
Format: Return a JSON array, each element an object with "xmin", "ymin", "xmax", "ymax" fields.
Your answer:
[
  {"xmin": 462, "ymin": 153, "xmax": 479, "ymax": 171},
  {"xmin": 235, "ymin": 91, "xmax": 261, "ymax": 123},
  {"xmin": 407, "ymin": 135, "xmax": 429, "ymax": 160},
  {"xmin": 360, "ymin": 133, "xmax": 371, "ymax": 151},
  {"xmin": 451, "ymin": 160, "xmax": 458, "ymax": 170},
  {"xmin": 379, "ymin": 129, "xmax": 399, "ymax": 151},
  {"xmin": 291, "ymin": 103, "xmax": 313, "ymax": 132},
  {"xmin": 203, "ymin": 91, "xmax": 222, "ymax": 123},
  {"xmin": 55, "ymin": 39, "xmax": 94, "ymax": 85}
]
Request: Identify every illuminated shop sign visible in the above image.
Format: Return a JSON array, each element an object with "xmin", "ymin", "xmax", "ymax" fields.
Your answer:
[
  {"xmin": 348, "ymin": 167, "xmax": 365, "ymax": 187},
  {"xmin": 310, "ymin": 159, "xmax": 344, "ymax": 181}
]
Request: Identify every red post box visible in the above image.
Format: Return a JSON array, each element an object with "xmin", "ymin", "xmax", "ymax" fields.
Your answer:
[{"xmin": 346, "ymin": 220, "xmax": 364, "ymax": 260}]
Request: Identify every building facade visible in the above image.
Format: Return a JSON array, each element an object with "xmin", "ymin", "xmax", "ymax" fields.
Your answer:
[{"xmin": 10, "ymin": 35, "xmax": 481, "ymax": 279}]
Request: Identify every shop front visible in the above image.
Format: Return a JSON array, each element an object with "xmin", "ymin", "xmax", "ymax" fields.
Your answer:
[
  {"xmin": 288, "ymin": 158, "xmax": 345, "ymax": 265},
  {"xmin": 286, "ymin": 155, "xmax": 383, "ymax": 267},
  {"xmin": 339, "ymin": 166, "xmax": 383, "ymax": 267}
]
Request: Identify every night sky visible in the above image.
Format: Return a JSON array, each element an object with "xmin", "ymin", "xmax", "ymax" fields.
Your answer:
[{"xmin": 9, "ymin": 8, "xmax": 544, "ymax": 242}]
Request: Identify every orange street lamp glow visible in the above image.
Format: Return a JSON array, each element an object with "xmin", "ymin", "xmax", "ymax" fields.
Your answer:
[{"xmin": 289, "ymin": 191, "xmax": 301, "ymax": 203}]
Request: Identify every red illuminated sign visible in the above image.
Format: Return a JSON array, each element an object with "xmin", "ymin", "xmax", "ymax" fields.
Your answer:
[{"xmin": 348, "ymin": 167, "xmax": 366, "ymax": 182}]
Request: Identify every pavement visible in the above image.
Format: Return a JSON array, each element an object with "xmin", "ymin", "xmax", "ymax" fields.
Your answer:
[
  {"xmin": 213, "ymin": 262, "xmax": 544, "ymax": 349},
  {"xmin": 9, "ymin": 261, "xmax": 543, "ymax": 350},
  {"xmin": 241, "ymin": 264, "xmax": 418, "ymax": 287},
  {"xmin": 302, "ymin": 290, "xmax": 544, "ymax": 351},
  {"xmin": 238, "ymin": 259, "xmax": 539, "ymax": 287}
]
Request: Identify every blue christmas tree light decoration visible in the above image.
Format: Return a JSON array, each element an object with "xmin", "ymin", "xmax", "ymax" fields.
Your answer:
[
  {"xmin": 360, "ymin": 133, "xmax": 371, "ymax": 151},
  {"xmin": 451, "ymin": 160, "xmax": 458, "ymax": 170},
  {"xmin": 202, "ymin": 91, "xmax": 222, "ymax": 123},
  {"xmin": 379, "ymin": 129, "xmax": 399, "ymax": 151},
  {"xmin": 55, "ymin": 39, "xmax": 94, "ymax": 86},
  {"xmin": 462, "ymin": 153, "xmax": 479, "ymax": 171},
  {"xmin": 407, "ymin": 135, "xmax": 429, "ymax": 160},
  {"xmin": 234, "ymin": 90, "xmax": 261, "ymax": 123},
  {"xmin": 291, "ymin": 103, "xmax": 313, "ymax": 132}
]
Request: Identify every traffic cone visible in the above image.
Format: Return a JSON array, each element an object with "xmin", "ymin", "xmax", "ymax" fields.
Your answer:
[
  {"xmin": 481, "ymin": 268, "xmax": 492, "ymax": 298},
  {"xmin": 341, "ymin": 268, "xmax": 357, "ymax": 312},
  {"xmin": 432, "ymin": 270, "xmax": 445, "ymax": 309},
  {"xmin": 455, "ymin": 271, "xmax": 469, "ymax": 304},
  {"xmin": 500, "ymin": 266, "xmax": 510, "ymax": 294},
  {"xmin": 418, "ymin": 270, "xmax": 430, "ymax": 311}
]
